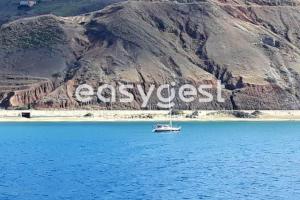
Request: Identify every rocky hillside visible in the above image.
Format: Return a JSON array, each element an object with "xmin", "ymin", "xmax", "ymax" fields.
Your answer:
[
  {"xmin": 1, "ymin": 0, "xmax": 300, "ymax": 109},
  {"xmin": 0, "ymin": 0, "xmax": 123, "ymax": 25}
]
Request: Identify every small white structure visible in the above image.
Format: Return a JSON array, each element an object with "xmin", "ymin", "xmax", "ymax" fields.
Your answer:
[{"xmin": 19, "ymin": 0, "xmax": 37, "ymax": 7}]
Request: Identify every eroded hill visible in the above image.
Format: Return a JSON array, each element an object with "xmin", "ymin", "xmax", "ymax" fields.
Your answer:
[
  {"xmin": 1, "ymin": 0, "xmax": 300, "ymax": 109},
  {"xmin": 0, "ymin": 0, "xmax": 123, "ymax": 25}
]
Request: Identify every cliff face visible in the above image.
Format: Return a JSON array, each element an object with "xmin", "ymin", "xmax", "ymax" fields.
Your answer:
[
  {"xmin": 1, "ymin": 0, "xmax": 300, "ymax": 109},
  {"xmin": 0, "ymin": 76, "xmax": 55, "ymax": 108},
  {"xmin": 9, "ymin": 81, "xmax": 55, "ymax": 107}
]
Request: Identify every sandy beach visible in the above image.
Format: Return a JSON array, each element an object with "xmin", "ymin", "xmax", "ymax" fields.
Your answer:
[{"xmin": 0, "ymin": 110, "xmax": 300, "ymax": 122}]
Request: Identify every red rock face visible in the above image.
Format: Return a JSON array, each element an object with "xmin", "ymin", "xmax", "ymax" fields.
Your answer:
[
  {"xmin": 221, "ymin": 5, "xmax": 258, "ymax": 23},
  {"xmin": 8, "ymin": 81, "xmax": 55, "ymax": 107}
]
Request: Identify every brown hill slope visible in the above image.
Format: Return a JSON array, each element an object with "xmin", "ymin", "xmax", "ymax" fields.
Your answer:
[
  {"xmin": 0, "ymin": 0, "xmax": 123, "ymax": 25},
  {"xmin": 1, "ymin": 0, "xmax": 300, "ymax": 109}
]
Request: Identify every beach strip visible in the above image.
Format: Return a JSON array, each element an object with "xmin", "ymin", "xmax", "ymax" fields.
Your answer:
[{"xmin": 0, "ymin": 110, "xmax": 300, "ymax": 122}]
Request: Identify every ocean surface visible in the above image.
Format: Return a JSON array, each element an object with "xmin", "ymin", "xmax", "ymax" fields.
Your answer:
[{"xmin": 0, "ymin": 122, "xmax": 300, "ymax": 200}]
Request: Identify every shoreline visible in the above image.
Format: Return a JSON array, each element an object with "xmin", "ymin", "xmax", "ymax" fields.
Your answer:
[{"xmin": 0, "ymin": 110, "xmax": 300, "ymax": 122}]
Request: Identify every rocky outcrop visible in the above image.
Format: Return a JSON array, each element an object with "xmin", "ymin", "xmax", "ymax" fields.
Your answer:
[
  {"xmin": 33, "ymin": 80, "xmax": 78, "ymax": 109},
  {"xmin": 7, "ymin": 81, "xmax": 55, "ymax": 107}
]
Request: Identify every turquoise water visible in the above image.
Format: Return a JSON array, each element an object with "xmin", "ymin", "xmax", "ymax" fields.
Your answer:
[{"xmin": 0, "ymin": 122, "xmax": 300, "ymax": 200}]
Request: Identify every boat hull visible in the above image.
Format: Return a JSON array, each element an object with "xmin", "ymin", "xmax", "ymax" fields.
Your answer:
[{"xmin": 153, "ymin": 127, "xmax": 181, "ymax": 133}]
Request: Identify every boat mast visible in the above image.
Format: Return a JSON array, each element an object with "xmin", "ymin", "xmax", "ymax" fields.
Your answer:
[{"xmin": 168, "ymin": 84, "xmax": 172, "ymax": 128}]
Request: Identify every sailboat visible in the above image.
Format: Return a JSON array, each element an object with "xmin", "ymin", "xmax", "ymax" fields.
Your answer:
[
  {"xmin": 153, "ymin": 84, "xmax": 181, "ymax": 133},
  {"xmin": 152, "ymin": 122, "xmax": 181, "ymax": 133}
]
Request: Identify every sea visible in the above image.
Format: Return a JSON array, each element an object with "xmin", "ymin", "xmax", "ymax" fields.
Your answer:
[{"xmin": 0, "ymin": 122, "xmax": 300, "ymax": 200}]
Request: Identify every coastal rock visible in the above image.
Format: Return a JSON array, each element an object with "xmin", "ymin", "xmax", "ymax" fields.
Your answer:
[{"xmin": 0, "ymin": 78, "xmax": 55, "ymax": 108}]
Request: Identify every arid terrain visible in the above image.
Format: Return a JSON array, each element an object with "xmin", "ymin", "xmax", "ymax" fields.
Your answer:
[
  {"xmin": 1, "ymin": 0, "xmax": 300, "ymax": 110},
  {"xmin": 0, "ymin": 0, "xmax": 123, "ymax": 25},
  {"xmin": 1, "ymin": 110, "xmax": 300, "ymax": 122}
]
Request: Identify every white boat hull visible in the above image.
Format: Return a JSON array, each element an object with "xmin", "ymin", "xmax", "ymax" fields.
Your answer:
[{"xmin": 153, "ymin": 126, "xmax": 181, "ymax": 133}]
